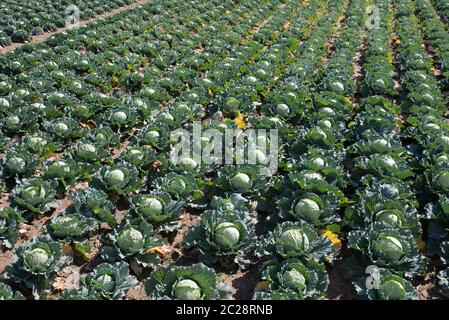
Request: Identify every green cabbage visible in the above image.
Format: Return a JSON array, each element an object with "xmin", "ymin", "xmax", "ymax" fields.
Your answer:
[
  {"xmin": 173, "ymin": 279, "xmax": 202, "ymax": 300},
  {"xmin": 214, "ymin": 222, "xmax": 241, "ymax": 248},
  {"xmin": 294, "ymin": 198, "xmax": 321, "ymax": 222}
]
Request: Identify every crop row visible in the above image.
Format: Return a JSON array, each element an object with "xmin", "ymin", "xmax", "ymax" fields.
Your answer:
[
  {"xmin": 398, "ymin": 0, "xmax": 449, "ymax": 298},
  {"xmin": 0, "ymin": 0, "xmax": 139, "ymax": 45}
]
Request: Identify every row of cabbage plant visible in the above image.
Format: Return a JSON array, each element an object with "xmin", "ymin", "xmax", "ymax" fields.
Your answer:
[
  {"xmin": 251, "ymin": 0, "xmax": 366, "ymax": 300},
  {"xmin": 396, "ymin": 0, "xmax": 449, "ymax": 298},
  {"xmin": 342, "ymin": 0, "xmax": 426, "ymax": 300},
  {"xmin": 414, "ymin": 0, "xmax": 449, "ymax": 91},
  {"xmin": 0, "ymin": 0, "xmax": 138, "ymax": 45}
]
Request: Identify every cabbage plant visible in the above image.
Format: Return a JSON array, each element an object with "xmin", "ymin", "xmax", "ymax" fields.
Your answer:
[
  {"xmin": 288, "ymin": 170, "xmax": 342, "ymax": 196},
  {"xmin": 122, "ymin": 145, "xmax": 158, "ymax": 170},
  {"xmin": 0, "ymin": 207, "xmax": 24, "ymax": 249},
  {"xmin": 95, "ymin": 162, "xmax": 140, "ymax": 195},
  {"xmin": 69, "ymin": 188, "xmax": 117, "ymax": 226},
  {"xmin": 0, "ymin": 131, "xmax": 11, "ymax": 152},
  {"xmin": 277, "ymin": 191, "xmax": 340, "ymax": 226},
  {"xmin": 20, "ymin": 134, "xmax": 55, "ymax": 156},
  {"xmin": 348, "ymin": 223, "xmax": 427, "ymax": 278},
  {"xmin": 3, "ymin": 235, "xmax": 72, "ymax": 298},
  {"xmin": 217, "ymin": 165, "xmax": 270, "ymax": 196},
  {"xmin": 294, "ymin": 126, "xmax": 339, "ymax": 151},
  {"xmin": 145, "ymin": 263, "xmax": 229, "ymax": 300},
  {"xmin": 105, "ymin": 107, "xmax": 139, "ymax": 130},
  {"xmin": 78, "ymin": 262, "xmax": 138, "ymax": 300},
  {"xmin": 259, "ymin": 221, "xmax": 335, "ymax": 262},
  {"xmin": 43, "ymin": 118, "xmax": 84, "ymax": 144},
  {"xmin": 253, "ymin": 287, "xmax": 302, "ymax": 300},
  {"xmin": 67, "ymin": 103, "xmax": 95, "ymax": 121},
  {"xmin": 86, "ymin": 126, "xmax": 121, "ymax": 148},
  {"xmin": 0, "ymin": 282, "xmax": 25, "ymax": 300},
  {"xmin": 1, "ymin": 148, "xmax": 37, "ymax": 177},
  {"xmin": 1, "ymin": 110, "xmax": 38, "ymax": 134},
  {"xmin": 43, "ymin": 157, "xmax": 79, "ymax": 190},
  {"xmin": 170, "ymin": 155, "xmax": 204, "ymax": 175},
  {"xmin": 350, "ymin": 134, "xmax": 403, "ymax": 156},
  {"xmin": 71, "ymin": 140, "xmax": 109, "ymax": 163},
  {"xmin": 355, "ymin": 154, "xmax": 414, "ymax": 181},
  {"xmin": 59, "ymin": 287, "xmax": 95, "ymax": 300},
  {"xmin": 254, "ymin": 258, "xmax": 328, "ymax": 299},
  {"xmin": 426, "ymin": 167, "xmax": 449, "ymax": 193},
  {"xmin": 102, "ymin": 219, "xmax": 163, "ymax": 268},
  {"xmin": 138, "ymin": 124, "xmax": 171, "ymax": 150},
  {"xmin": 11, "ymin": 178, "xmax": 58, "ymax": 214},
  {"xmin": 130, "ymin": 192, "xmax": 184, "ymax": 226},
  {"xmin": 152, "ymin": 172, "xmax": 198, "ymax": 200},
  {"xmin": 353, "ymin": 269, "xmax": 416, "ymax": 300},
  {"xmin": 46, "ymin": 212, "xmax": 98, "ymax": 242},
  {"xmin": 184, "ymin": 197, "xmax": 257, "ymax": 269},
  {"xmin": 218, "ymin": 85, "xmax": 258, "ymax": 115},
  {"xmin": 288, "ymin": 148, "xmax": 346, "ymax": 185},
  {"xmin": 345, "ymin": 180, "xmax": 421, "ymax": 236}
]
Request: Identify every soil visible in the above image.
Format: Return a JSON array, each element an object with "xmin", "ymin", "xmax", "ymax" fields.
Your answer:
[{"xmin": 325, "ymin": 261, "xmax": 357, "ymax": 300}]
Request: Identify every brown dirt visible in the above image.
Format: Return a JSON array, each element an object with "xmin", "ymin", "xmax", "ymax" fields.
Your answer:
[
  {"xmin": 0, "ymin": 194, "xmax": 9, "ymax": 209},
  {"xmin": 320, "ymin": 12, "xmax": 348, "ymax": 65},
  {"xmin": 325, "ymin": 261, "xmax": 357, "ymax": 300},
  {"xmin": 0, "ymin": 0, "xmax": 149, "ymax": 53},
  {"xmin": 252, "ymin": 2, "xmax": 287, "ymax": 34},
  {"xmin": 164, "ymin": 211, "xmax": 200, "ymax": 264},
  {"xmin": 126, "ymin": 283, "xmax": 150, "ymax": 300},
  {"xmin": 353, "ymin": 36, "xmax": 367, "ymax": 81},
  {"xmin": 416, "ymin": 272, "xmax": 443, "ymax": 300},
  {"xmin": 0, "ymin": 251, "xmax": 13, "ymax": 273},
  {"xmin": 221, "ymin": 264, "xmax": 261, "ymax": 300},
  {"xmin": 53, "ymin": 265, "xmax": 82, "ymax": 293}
]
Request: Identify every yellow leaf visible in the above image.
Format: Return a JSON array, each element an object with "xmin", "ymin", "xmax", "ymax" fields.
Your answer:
[
  {"xmin": 143, "ymin": 144, "xmax": 156, "ymax": 150},
  {"xmin": 79, "ymin": 251, "xmax": 91, "ymax": 261},
  {"xmin": 344, "ymin": 97, "xmax": 353, "ymax": 107},
  {"xmin": 234, "ymin": 113, "xmax": 247, "ymax": 129},
  {"xmin": 322, "ymin": 230, "xmax": 342, "ymax": 247},
  {"xmin": 254, "ymin": 281, "xmax": 270, "ymax": 292},
  {"xmin": 387, "ymin": 53, "xmax": 394, "ymax": 64},
  {"xmin": 146, "ymin": 247, "xmax": 166, "ymax": 257},
  {"xmin": 80, "ymin": 122, "xmax": 95, "ymax": 129},
  {"xmin": 416, "ymin": 237, "xmax": 426, "ymax": 252},
  {"xmin": 283, "ymin": 22, "xmax": 291, "ymax": 29}
]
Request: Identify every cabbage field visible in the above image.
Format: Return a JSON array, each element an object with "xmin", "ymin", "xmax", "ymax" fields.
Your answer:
[{"xmin": 0, "ymin": 0, "xmax": 449, "ymax": 301}]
